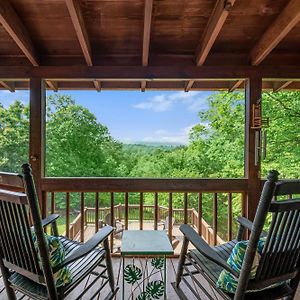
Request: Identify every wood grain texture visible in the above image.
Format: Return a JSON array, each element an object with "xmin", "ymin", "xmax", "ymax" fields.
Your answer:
[{"xmin": 250, "ymin": 0, "xmax": 300, "ymax": 65}]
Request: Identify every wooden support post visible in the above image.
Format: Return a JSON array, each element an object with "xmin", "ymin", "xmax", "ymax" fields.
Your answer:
[
  {"xmin": 29, "ymin": 78, "xmax": 46, "ymax": 216},
  {"xmin": 245, "ymin": 77, "xmax": 262, "ymax": 221}
]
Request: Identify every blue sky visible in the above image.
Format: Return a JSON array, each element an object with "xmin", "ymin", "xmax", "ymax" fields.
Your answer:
[{"xmin": 0, "ymin": 90, "xmax": 212, "ymax": 145}]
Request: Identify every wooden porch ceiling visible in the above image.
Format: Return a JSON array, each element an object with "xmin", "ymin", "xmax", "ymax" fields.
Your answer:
[{"xmin": 0, "ymin": 0, "xmax": 300, "ymax": 92}]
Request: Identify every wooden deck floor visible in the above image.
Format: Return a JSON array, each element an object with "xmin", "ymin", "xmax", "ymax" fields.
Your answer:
[{"xmin": 1, "ymin": 258, "xmax": 300, "ymax": 299}]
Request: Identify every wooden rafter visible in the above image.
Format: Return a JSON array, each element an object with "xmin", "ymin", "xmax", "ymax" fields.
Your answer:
[
  {"xmin": 228, "ymin": 79, "xmax": 244, "ymax": 92},
  {"xmin": 46, "ymin": 80, "xmax": 58, "ymax": 92},
  {"xmin": 93, "ymin": 80, "xmax": 101, "ymax": 92},
  {"xmin": 65, "ymin": 0, "xmax": 92, "ymax": 66},
  {"xmin": 0, "ymin": 0, "xmax": 38, "ymax": 66},
  {"xmin": 65, "ymin": 0, "xmax": 101, "ymax": 91},
  {"xmin": 185, "ymin": 0, "xmax": 236, "ymax": 91},
  {"xmin": 141, "ymin": 0, "xmax": 154, "ymax": 91},
  {"xmin": 0, "ymin": 80, "xmax": 15, "ymax": 92},
  {"xmin": 250, "ymin": 0, "xmax": 300, "ymax": 66},
  {"xmin": 195, "ymin": 0, "xmax": 236, "ymax": 66},
  {"xmin": 185, "ymin": 80, "xmax": 194, "ymax": 92},
  {"xmin": 273, "ymin": 81, "xmax": 293, "ymax": 92},
  {"xmin": 0, "ymin": 0, "xmax": 58, "ymax": 89}
]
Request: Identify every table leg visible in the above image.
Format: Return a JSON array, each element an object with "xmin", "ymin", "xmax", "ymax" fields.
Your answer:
[
  {"xmin": 122, "ymin": 256, "xmax": 125, "ymax": 300},
  {"xmin": 164, "ymin": 256, "xmax": 167, "ymax": 300}
]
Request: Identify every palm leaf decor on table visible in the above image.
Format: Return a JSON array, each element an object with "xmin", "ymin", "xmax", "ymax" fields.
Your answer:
[
  {"xmin": 124, "ymin": 259, "xmax": 166, "ymax": 299},
  {"xmin": 124, "ymin": 264, "xmax": 142, "ymax": 284}
]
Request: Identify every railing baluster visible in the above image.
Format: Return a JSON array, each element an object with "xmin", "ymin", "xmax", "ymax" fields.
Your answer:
[
  {"xmin": 139, "ymin": 192, "xmax": 143, "ymax": 230},
  {"xmin": 110, "ymin": 192, "xmax": 114, "ymax": 251},
  {"xmin": 95, "ymin": 192, "xmax": 99, "ymax": 233},
  {"xmin": 168, "ymin": 193, "xmax": 173, "ymax": 241},
  {"xmin": 228, "ymin": 193, "xmax": 233, "ymax": 241},
  {"xmin": 80, "ymin": 192, "xmax": 85, "ymax": 242},
  {"xmin": 125, "ymin": 192, "xmax": 129, "ymax": 230},
  {"xmin": 154, "ymin": 193, "xmax": 158, "ymax": 230},
  {"xmin": 213, "ymin": 193, "xmax": 218, "ymax": 246},
  {"xmin": 50, "ymin": 192, "xmax": 55, "ymax": 214},
  {"xmin": 66, "ymin": 192, "xmax": 70, "ymax": 238},
  {"xmin": 198, "ymin": 193, "xmax": 202, "ymax": 236},
  {"xmin": 183, "ymin": 193, "xmax": 188, "ymax": 224}
]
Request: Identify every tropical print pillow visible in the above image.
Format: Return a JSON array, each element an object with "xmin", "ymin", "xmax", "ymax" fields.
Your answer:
[
  {"xmin": 32, "ymin": 232, "xmax": 72, "ymax": 287},
  {"xmin": 216, "ymin": 239, "xmax": 265, "ymax": 293}
]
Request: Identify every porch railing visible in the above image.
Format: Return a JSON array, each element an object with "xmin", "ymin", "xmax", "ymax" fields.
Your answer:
[{"xmin": 42, "ymin": 178, "xmax": 247, "ymax": 254}]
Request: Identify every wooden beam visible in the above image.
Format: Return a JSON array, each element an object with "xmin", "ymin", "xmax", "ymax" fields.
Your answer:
[
  {"xmin": 65, "ymin": 0, "xmax": 93, "ymax": 66},
  {"xmin": 0, "ymin": 81, "xmax": 15, "ymax": 92},
  {"xmin": 93, "ymin": 80, "xmax": 101, "ymax": 92},
  {"xmin": 185, "ymin": 0, "xmax": 236, "ymax": 91},
  {"xmin": 195, "ymin": 0, "xmax": 236, "ymax": 66},
  {"xmin": 0, "ymin": 0, "xmax": 38, "ymax": 66},
  {"xmin": 141, "ymin": 0, "xmax": 153, "ymax": 92},
  {"xmin": 184, "ymin": 80, "xmax": 194, "ymax": 92},
  {"xmin": 142, "ymin": 0, "xmax": 154, "ymax": 66},
  {"xmin": 29, "ymin": 78, "xmax": 46, "ymax": 215},
  {"xmin": 141, "ymin": 80, "xmax": 147, "ymax": 92},
  {"xmin": 250, "ymin": 0, "xmax": 300, "ymax": 66},
  {"xmin": 228, "ymin": 79, "xmax": 244, "ymax": 92},
  {"xmin": 46, "ymin": 80, "xmax": 58, "ymax": 92},
  {"xmin": 1, "ymin": 65, "xmax": 300, "ymax": 80},
  {"xmin": 273, "ymin": 81, "xmax": 293, "ymax": 92},
  {"xmin": 244, "ymin": 77, "xmax": 262, "ymax": 221}
]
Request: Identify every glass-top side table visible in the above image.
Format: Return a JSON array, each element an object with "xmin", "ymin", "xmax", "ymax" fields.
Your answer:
[{"xmin": 121, "ymin": 230, "xmax": 174, "ymax": 300}]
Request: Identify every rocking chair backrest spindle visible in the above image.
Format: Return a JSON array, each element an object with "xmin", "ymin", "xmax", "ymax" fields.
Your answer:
[{"xmin": 0, "ymin": 164, "xmax": 58, "ymax": 299}]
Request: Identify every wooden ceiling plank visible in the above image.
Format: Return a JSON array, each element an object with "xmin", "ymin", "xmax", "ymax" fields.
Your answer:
[
  {"xmin": 250, "ymin": 0, "xmax": 300, "ymax": 66},
  {"xmin": 195, "ymin": 0, "xmax": 236, "ymax": 66},
  {"xmin": 0, "ymin": 80, "xmax": 15, "ymax": 92},
  {"xmin": 228, "ymin": 79, "xmax": 244, "ymax": 92},
  {"xmin": 93, "ymin": 80, "xmax": 101, "ymax": 92},
  {"xmin": 65, "ymin": 0, "xmax": 93, "ymax": 66},
  {"xmin": 273, "ymin": 81, "xmax": 293, "ymax": 92},
  {"xmin": 0, "ymin": 0, "xmax": 38, "ymax": 66}
]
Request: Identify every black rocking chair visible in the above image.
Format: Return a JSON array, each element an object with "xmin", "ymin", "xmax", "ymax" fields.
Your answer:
[
  {"xmin": 173, "ymin": 170, "xmax": 300, "ymax": 300},
  {"xmin": 0, "ymin": 163, "xmax": 119, "ymax": 300}
]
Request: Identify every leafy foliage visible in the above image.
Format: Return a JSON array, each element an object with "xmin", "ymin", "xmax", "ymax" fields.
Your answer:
[
  {"xmin": 145, "ymin": 280, "xmax": 165, "ymax": 299},
  {"xmin": 150, "ymin": 257, "xmax": 164, "ymax": 270}
]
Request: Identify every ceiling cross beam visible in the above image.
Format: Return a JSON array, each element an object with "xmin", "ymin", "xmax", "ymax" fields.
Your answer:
[
  {"xmin": 0, "ymin": 0, "xmax": 58, "ymax": 90},
  {"xmin": 186, "ymin": 0, "xmax": 236, "ymax": 91},
  {"xmin": 228, "ymin": 79, "xmax": 244, "ymax": 92},
  {"xmin": 0, "ymin": 81, "xmax": 15, "ymax": 92},
  {"xmin": 141, "ymin": 0, "xmax": 154, "ymax": 92},
  {"xmin": 273, "ymin": 81, "xmax": 293, "ymax": 92},
  {"xmin": 250, "ymin": 0, "xmax": 300, "ymax": 66},
  {"xmin": 66, "ymin": 0, "xmax": 100, "ymax": 91}
]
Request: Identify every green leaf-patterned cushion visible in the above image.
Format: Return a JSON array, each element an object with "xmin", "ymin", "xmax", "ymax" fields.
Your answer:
[
  {"xmin": 216, "ymin": 239, "xmax": 265, "ymax": 293},
  {"xmin": 32, "ymin": 232, "xmax": 72, "ymax": 287}
]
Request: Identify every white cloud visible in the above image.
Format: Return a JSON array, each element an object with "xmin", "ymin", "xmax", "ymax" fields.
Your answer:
[
  {"xmin": 132, "ymin": 91, "xmax": 208, "ymax": 113},
  {"xmin": 132, "ymin": 95, "xmax": 172, "ymax": 112},
  {"xmin": 142, "ymin": 124, "xmax": 196, "ymax": 145}
]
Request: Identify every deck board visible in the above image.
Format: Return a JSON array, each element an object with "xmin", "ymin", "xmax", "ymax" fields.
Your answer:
[{"xmin": 1, "ymin": 258, "xmax": 300, "ymax": 299}]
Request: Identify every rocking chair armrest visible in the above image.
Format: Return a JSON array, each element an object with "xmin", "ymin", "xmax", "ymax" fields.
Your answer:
[
  {"xmin": 180, "ymin": 224, "xmax": 239, "ymax": 277},
  {"xmin": 237, "ymin": 217, "xmax": 268, "ymax": 237},
  {"xmin": 41, "ymin": 214, "xmax": 60, "ymax": 227},
  {"xmin": 53, "ymin": 226, "xmax": 114, "ymax": 273}
]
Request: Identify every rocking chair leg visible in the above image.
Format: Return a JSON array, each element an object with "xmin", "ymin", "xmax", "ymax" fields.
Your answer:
[
  {"xmin": 176, "ymin": 237, "xmax": 189, "ymax": 287},
  {"xmin": 103, "ymin": 238, "xmax": 115, "ymax": 292},
  {"xmin": 0, "ymin": 264, "xmax": 16, "ymax": 300}
]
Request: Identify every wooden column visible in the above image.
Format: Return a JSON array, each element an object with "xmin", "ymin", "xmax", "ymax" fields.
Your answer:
[
  {"xmin": 244, "ymin": 77, "xmax": 262, "ymax": 221},
  {"xmin": 29, "ymin": 78, "xmax": 46, "ymax": 216}
]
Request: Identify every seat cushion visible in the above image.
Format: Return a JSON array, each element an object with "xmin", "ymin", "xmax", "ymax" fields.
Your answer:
[
  {"xmin": 216, "ymin": 239, "xmax": 265, "ymax": 293},
  {"xmin": 32, "ymin": 232, "xmax": 72, "ymax": 287},
  {"xmin": 9, "ymin": 236, "xmax": 105, "ymax": 299}
]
